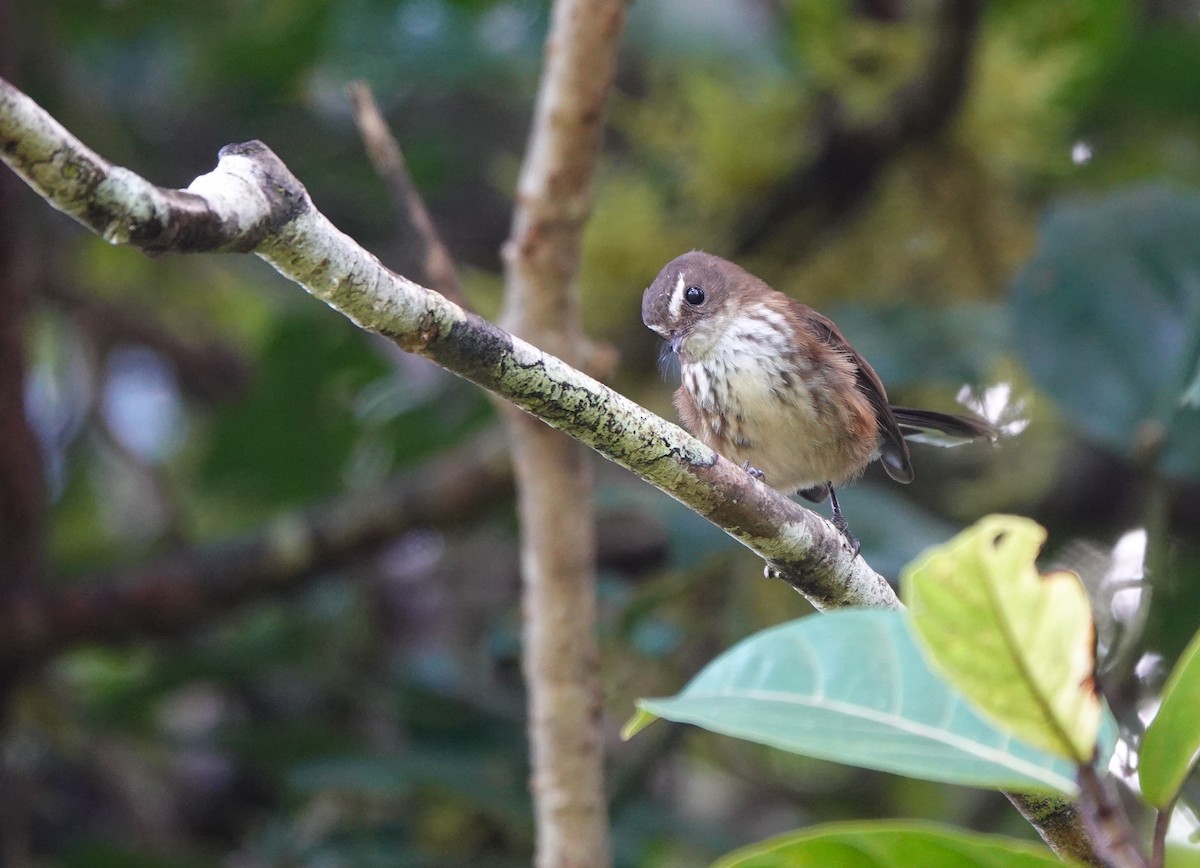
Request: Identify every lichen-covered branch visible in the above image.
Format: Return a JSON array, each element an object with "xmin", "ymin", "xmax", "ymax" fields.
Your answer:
[
  {"xmin": 0, "ymin": 75, "xmax": 1098, "ymax": 865},
  {"xmin": 1009, "ymin": 790, "xmax": 1104, "ymax": 867},
  {"xmin": 0, "ymin": 76, "xmax": 890, "ymax": 609}
]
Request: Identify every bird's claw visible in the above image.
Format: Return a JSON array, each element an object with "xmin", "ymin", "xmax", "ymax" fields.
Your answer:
[
  {"xmin": 741, "ymin": 461, "xmax": 766, "ymax": 481},
  {"xmin": 827, "ymin": 486, "xmax": 860, "ymax": 558},
  {"xmin": 831, "ymin": 515, "xmax": 861, "ymax": 559}
]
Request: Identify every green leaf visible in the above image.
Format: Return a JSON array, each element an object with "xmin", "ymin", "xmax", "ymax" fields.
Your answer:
[
  {"xmin": 1011, "ymin": 185, "xmax": 1200, "ymax": 479},
  {"xmin": 902, "ymin": 515, "xmax": 1100, "ymax": 763},
  {"xmin": 635, "ymin": 609, "xmax": 1080, "ymax": 794},
  {"xmin": 713, "ymin": 820, "xmax": 1064, "ymax": 868},
  {"xmin": 1139, "ymin": 626, "xmax": 1200, "ymax": 807}
]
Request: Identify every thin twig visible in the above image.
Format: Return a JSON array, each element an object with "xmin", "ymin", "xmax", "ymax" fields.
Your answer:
[
  {"xmin": 1150, "ymin": 800, "xmax": 1175, "ymax": 868},
  {"xmin": 1076, "ymin": 762, "xmax": 1149, "ymax": 867},
  {"xmin": 349, "ymin": 82, "xmax": 468, "ymax": 309}
]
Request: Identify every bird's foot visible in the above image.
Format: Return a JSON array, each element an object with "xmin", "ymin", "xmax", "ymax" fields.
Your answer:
[
  {"xmin": 827, "ymin": 485, "xmax": 861, "ymax": 559},
  {"xmin": 741, "ymin": 461, "xmax": 766, "ymax": 482},
  {"xmin": 831, "ymin": 513, "xmax": 862, "ymax": 559}
]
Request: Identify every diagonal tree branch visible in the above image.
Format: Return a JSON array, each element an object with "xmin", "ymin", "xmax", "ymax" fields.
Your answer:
[
  {"xmin": 0, "ymin": 75, "xmax": 1098, "ymax": 865},
  {"xmin": 0, "ymin": 76, "xmax": 883, "ymax": 606}
]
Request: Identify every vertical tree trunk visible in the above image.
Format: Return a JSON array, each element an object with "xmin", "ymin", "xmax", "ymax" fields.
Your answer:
[
  {"xmin": 0, "ymin": 0, "xmax": 42, "ymax": 597},
  {"xmin": 500, "ymin": 1, "xmax": 628, "ymax": 865},
  {"xmin": 0, "ymin": 4, "xmax": 45, "ymax": 864}
]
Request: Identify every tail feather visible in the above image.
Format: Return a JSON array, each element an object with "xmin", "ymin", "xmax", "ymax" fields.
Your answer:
[{"xmin": 890, "ymin": 407, "xmax": 997, "ymax": 448}]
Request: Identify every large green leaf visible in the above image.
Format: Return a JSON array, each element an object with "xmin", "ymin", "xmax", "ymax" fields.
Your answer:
[
  {"xmin": 902, "ymin": 515, "xmax": 1100, "ymax": 763},
  {"xmin": 713, "ymin": 820, "xmax": 1063, "ymax": 868},
  {"xmin": 633, "ymin": 609, "xmax": 1080, "ymax": 794},
  {"xmin": 1139, "ymin": 625, "xmax": 1200, "ymax": 807},
  {"xmin": 1012, "ymin": 185, "xmax": 1200, "ymax": 478}
]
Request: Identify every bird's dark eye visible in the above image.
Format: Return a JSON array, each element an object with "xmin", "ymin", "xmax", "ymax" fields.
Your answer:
[{"xmin": 684, "ymin": 285, "xmax": 705, "ymax": 305}]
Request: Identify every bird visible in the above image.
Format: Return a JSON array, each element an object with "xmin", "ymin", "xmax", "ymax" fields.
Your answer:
[{"xmin": 641, "ymin": 250, "xmax": 996, "ymax": 555}]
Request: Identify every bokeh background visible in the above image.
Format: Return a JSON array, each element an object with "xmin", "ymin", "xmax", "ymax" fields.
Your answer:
[{"xmin": 2, "ymin": 0, "xmax": 1199, "ymax": 864}]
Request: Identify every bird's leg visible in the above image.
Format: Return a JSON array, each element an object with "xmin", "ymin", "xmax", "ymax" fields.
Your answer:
[
  {"xmin": 741, "ymin": 460, "xmax": 766, "ymax": 481},
  {"xmin": 827, "ymin": 485, "xmax": 860, "ymax": 558}
]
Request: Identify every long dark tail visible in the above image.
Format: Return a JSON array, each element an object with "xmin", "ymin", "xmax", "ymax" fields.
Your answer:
[{"xmin": 890, "ymin": 407, "xmax": 997, "ymax": 447}]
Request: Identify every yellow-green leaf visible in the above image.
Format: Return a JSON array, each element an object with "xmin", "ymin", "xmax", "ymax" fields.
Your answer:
[
  {"xmin": 621, "ymin": 707, "xmax": 658, "ymax": 741},
  {"xmin": 901, "ymin": 515, "xmax": 1100, "ymax": 763},
  {"xmin": 1140, "ymin": 626, "xmax": 1200, "ymax": 807}
]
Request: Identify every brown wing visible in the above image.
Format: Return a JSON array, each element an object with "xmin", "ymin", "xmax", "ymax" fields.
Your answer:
[{"xmin": 801, "ymin": 309, "xmax": 914, "ymax": 484}]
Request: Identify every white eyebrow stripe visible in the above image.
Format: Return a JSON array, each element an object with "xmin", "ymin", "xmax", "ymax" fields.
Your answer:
[{"xmin": 667, "ymin": 271, "xmax": 686, "ymax": 320}]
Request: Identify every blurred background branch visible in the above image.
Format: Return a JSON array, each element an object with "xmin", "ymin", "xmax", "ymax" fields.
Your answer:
[
  {"xmin": 735, "ymin": 0, "xmax": 984, "ymax": 258},
  {"xmin": 349, "ymin": 81, "xmax": 469, "ymax": 309},
  {"xmin": 1, "ymin": 438, "xmax": 512, "ymax": 668}
]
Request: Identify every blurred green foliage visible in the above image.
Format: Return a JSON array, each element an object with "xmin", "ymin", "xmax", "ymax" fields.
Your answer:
[
  {"xmin": 7, "ymin": 0, "xmax": 1200, "ymax": 863},
  {"xmin": 1013, "ymin": 184, "xmax": 1200, "ymax": 480}
]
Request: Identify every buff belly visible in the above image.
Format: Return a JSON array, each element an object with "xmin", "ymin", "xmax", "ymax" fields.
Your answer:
[{"xmin": 679, "ymin": 356, "xmax": 878, "ymax": 494}]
